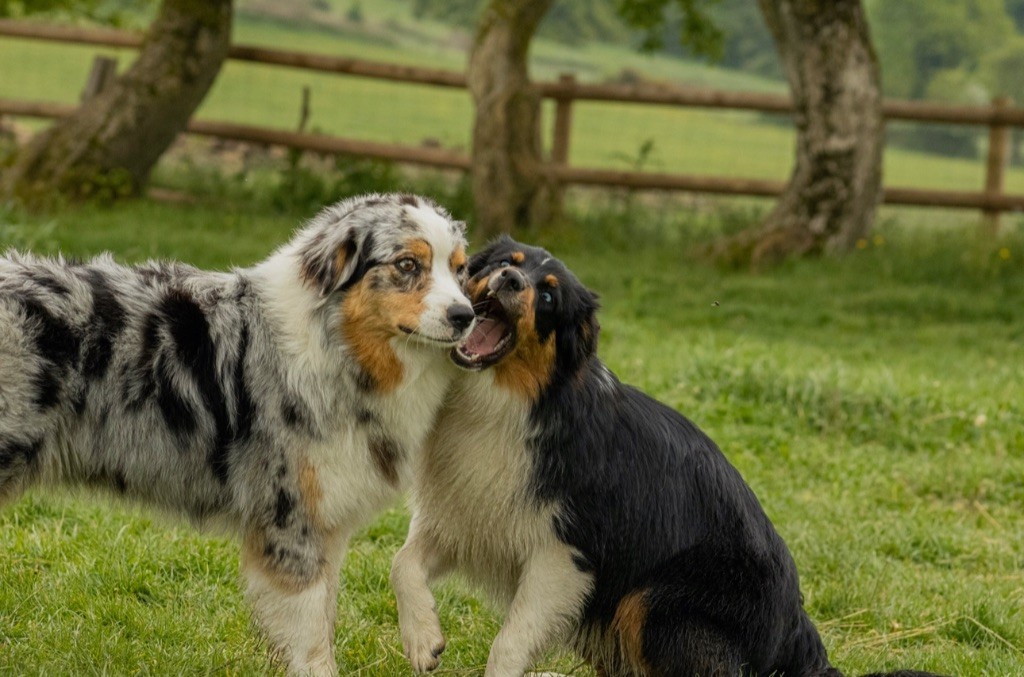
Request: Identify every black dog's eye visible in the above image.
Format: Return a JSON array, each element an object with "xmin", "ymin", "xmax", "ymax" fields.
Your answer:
[
  {"xmin": 540, "ymin": 291, "xmax": 553, "ymax": 304},
  {"xmin": 499, "ymin": 259, "xmax": 511, "ymax": 268},
  {"xmin": 396, "ymin": 258, "xmax": 419, "ymax": 274}
]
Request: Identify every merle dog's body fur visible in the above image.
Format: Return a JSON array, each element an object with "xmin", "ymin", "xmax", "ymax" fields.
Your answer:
[
  {"xmin": 392, "ymin": 237, "xmax": 946, "ymax": 677},
  {"xmin": 0, "ymin": 193, "xmax": 474, "ymax": 676}
]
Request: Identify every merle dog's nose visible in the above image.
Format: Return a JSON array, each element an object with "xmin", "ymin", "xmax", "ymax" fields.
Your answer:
[
  {"xmin": 446, "ymin": 304, "xmax": 475, "ymax": 332},
  {"xmin": 492, "ymin": 268, "xmax": 526, "ymax": 293}
]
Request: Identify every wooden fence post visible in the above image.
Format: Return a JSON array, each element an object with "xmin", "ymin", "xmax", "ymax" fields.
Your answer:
[
  {"xmin": 80, "ymin": 55, "xmax": 117, "ymax": 101},
  {"xmin": 983, "ymin": 95, "xmax": 1012, "ymax": 235},
  {"xmin": 547, "ymin": 73, "xmax": 575, "ymax": 222},
  {"xmin": 297, "ymin": 85, "xmax": 311, "ymax": 133},
  {"xmin": 551, "ymin": 73, "xmax": 574, "ymax": 165}
]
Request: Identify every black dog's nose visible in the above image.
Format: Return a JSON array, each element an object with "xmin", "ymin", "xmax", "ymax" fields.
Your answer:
[
  {"xmin": 446, "ymin": 304, "xmax": 475, "ymax": 332},
  {"xmin": 493, "ymin": 268, "xmax": 526, "ymax": 293}
]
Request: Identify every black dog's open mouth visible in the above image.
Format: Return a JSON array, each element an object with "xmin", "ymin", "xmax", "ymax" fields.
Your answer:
[{"xmin": 451, "ymin": 296, "xmax": 516, "ymax": 370}]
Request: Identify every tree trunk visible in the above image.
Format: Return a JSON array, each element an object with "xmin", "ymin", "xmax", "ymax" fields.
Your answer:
[
  {"xmin": 468, "ymin": 0, "xmax": 554, "ymax": 239},
  {"xmin": 2, "ymin": 0, "xmax": 232, "ymax": 206},
  {"xmin": 715, "ymin": 0, "xmax": 883, "ymax": 267}
]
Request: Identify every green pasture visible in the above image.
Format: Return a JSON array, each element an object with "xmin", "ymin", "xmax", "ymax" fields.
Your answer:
[
  {"xmin": 0, "ymin": 188, "xmax": 1022, "ymax": 675},
  {"xmin": 2, "ymin": 8, "xmax": 1023, "ymax": 195}
]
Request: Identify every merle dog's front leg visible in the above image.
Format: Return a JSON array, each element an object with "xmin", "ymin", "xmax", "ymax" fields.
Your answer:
[{"xmin": 242, "ymin": 525, "xmax": 348, "ymax": 676}]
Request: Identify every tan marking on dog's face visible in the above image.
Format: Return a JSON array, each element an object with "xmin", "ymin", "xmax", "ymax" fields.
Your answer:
[
  {"xmin": 544, "ymin": 274, "xmax": 559, "ymax": 288},
  {"xmin": 298, "ymin": 458, "xmax": 323, "ymax": 528},
  {"xmin": 467, "ymin": 274, "xmax": 489, "ymax": 300},
  {"xmin": 511, "ymin": 251, "xmax": 525, "ymax": 264},
  {"xmin": 340, "ymin": 238, "xmax": 435, "ymax": 392},
  {"xmin": 406, "ymin": 239, "xmax": 433, "ymax": 264},
  {"xmin": 610, "ymin": 591, "xmax": 650, "ymax": 672},
  {"xmin": 449, "ymin": 247, "xmax": 467, "ymax": 275},
  {"xmin": 492, "ymin": 285, "xmax": 557, "ymax": 401}
]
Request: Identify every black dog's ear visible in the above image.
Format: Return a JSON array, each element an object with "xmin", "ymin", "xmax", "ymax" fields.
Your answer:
[
  {"xmin": 468, "ymin": 234, "xmax": 514, "ymax": 277},
  {"xmin": 298, "ymin": 211, "xmax": 376, "ymax": 298},
  {"xmin": 557, "ymin": 287, "xmax": 600, "ymax": 376}
]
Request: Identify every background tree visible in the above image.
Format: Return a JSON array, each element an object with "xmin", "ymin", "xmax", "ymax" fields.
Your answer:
[
  {"xmin": 467, "ymin": 0, "xmax": 721, "ymax": 237},
  {"xmin": 713, "ymin": 0, "xmax": 882, "ymax": 266},
  {"xmin": 467, "ymin": 0, "xmax": 554, "ymax": 238},
  {"xmin": 2, "ymin": 0, "xmax": 232, "ymax": 207},
  {"xmin": 614, "ymin": 0, "xmax": 884, "ymax": 265}
]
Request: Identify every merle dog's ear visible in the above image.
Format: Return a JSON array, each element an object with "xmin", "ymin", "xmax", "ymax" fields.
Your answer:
[
  {"xmin": 298, "ymin": 215, "xmax": 376, "ymax": 298},
  {"xmin": 468, "ymin": 234, "xmax": 514, "ymax": 277}
]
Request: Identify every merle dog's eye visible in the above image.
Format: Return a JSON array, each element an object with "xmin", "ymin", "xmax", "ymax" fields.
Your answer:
[
  {"xmin": 396, "ymin": 258, "xmax": 419, "ymax": 274},
  {"xmin": 540, "ymin": 291, "xmax": 553, "ymax": 304},
  {"xmin": 456, "ymin": 264, "xmax": 467, "ymax": 277},
  {"xmin": 499, "ymin": 260, "xmax": 511, "ymax": 267}
]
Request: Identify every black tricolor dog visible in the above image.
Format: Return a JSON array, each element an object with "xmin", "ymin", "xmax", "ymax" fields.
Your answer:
[{"xmin": 391, "ymin": 236, "xmax": 947, "ymax": 677}]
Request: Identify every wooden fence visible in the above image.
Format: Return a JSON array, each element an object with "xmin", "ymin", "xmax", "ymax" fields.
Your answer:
[{"xmin": 3, "ymin": 19, "xmax": 1024, "ymax": 223}]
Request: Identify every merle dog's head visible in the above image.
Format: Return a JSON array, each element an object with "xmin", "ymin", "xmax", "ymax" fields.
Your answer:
[
  {"xmin": 294, "ymin": 193, "xmax": 473, "ymax": 347},
  {"xmin": 452, "ymin": 236, "xmax": 599, "ymax": 398}
]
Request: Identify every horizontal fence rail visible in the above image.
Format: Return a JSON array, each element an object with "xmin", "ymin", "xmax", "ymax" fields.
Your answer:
[{"xmin": 2, "ymin": 19, "xmax": 1024, "ymax": 218}]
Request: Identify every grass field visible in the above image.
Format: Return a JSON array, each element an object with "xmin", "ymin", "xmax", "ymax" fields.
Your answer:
[
  {"xmin": 0, "ymin": 189, "xmax": 1021, "ymax": 675},
  {"xmin": 3, "ymin": 5, "xmax": 1024, "ymax": 196}
]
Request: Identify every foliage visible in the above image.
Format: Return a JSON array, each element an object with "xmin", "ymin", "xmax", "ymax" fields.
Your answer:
[
  {"xmin": 869, "ymin": 0, "xmax": 1014, "ymax": 100},
  {"xmin": 0, "ymin": 0, "xmax": 149, "ymax": 25},
  {"xmin": 1007, "ymin": 0, "xmax": 1024, "ymax": 30},
  {"xmin": 887, "ymin": 69, "xmax": 986, "ymax": 160},
  {"xmin": 980, "ymin": 35, "xmax": 1024, "ymax": 103},
  {"xmin": 151, "ymin": 144, "xmax": 474, "ymax": 224},
  {"xmin": 0, "ymin": 202, "xmax": 58, "ymax": 251},
  {"xmin": 412, "ymin": 0, "xmax": 632, "ymax": 46},
  {"xmin": 0, "ymin": 194, "xmax": 1022, "ymax": 674},
  {"xmin": 615, "ymin": 0, "xmax": 722, "ymax": 57},
  {"xmin": 411, "ymin": 0, "xmax": 723, "ymax": 55},
  {"xmin": 345, "ymin": 0, "xmax": 363, "ymax": 23},
  {"xmin": 708, "ymin": 0, "xmax": 779, "ymax": 78}
]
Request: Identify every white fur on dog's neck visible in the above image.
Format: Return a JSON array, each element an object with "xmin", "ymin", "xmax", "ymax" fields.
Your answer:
[{"xmin": 250, "ymin": 243, "xmax": 460, "ymax": 528}]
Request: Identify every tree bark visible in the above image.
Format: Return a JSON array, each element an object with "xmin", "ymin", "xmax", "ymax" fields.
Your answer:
[
  {"xmin": 715, "ymin": 0, "xmax": 883, "ymax": 267},
  {"xmin": 2, "ymin": 0, "xmax": 232, "ymax": 206},
  {"xmin": 468, "ymin": 0, "xmax": 554, "ymax": 239}
]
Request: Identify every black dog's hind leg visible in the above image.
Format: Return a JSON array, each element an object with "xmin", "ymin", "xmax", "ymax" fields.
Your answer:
[{"xmin": 642, "ymin": 617, "xmax": 744, "ymax": 677}]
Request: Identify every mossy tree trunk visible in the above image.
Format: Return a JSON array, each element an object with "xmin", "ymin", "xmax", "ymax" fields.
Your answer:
[
  {"xmin": 2, "ymin": 0, "xmax": 232, "ymax": 206},
  {"xmin": 468, "ymin": 0, "xmax": 554, "ymax": 239},
  {"xmin": 715, "ymin": 0, "xmax": 883, "ymax": 267}
]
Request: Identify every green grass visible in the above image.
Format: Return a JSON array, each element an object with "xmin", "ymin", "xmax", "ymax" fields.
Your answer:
[
  {"xmin": 0, "ymin": 192, "xmax": 1022, "ymax": 675},
  {"xmin": 2, "ymin": 7, "xmax": 1024, "ymax": 194}
]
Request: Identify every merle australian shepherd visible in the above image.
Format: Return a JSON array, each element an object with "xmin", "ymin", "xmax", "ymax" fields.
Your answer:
[
  {"xmin": 391, "ymin": 237, "xmax": 947, "ymax": 677},
  {"xmin": 0, "ymin": 193, "xmax": 476, "ymax": 676}
]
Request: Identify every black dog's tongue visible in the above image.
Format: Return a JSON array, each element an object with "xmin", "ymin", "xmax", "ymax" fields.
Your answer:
[{"xmin": 463, "ymin": 316, "xmax": 508, "ymax": 356}]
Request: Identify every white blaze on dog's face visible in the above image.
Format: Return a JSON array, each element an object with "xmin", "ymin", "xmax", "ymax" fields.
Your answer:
[
  {"xmin": 294, "ymin": 193, "xmax": 472, "ymax": 392},
  {"xmin": 402, "ymin": 200, "xmax": 473, "ymax": 342}
]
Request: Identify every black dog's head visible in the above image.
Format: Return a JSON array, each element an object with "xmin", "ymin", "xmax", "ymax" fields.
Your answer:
[{"xmin": 452, "ymin": 236, "xmax": 599, "ymax": 398}]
